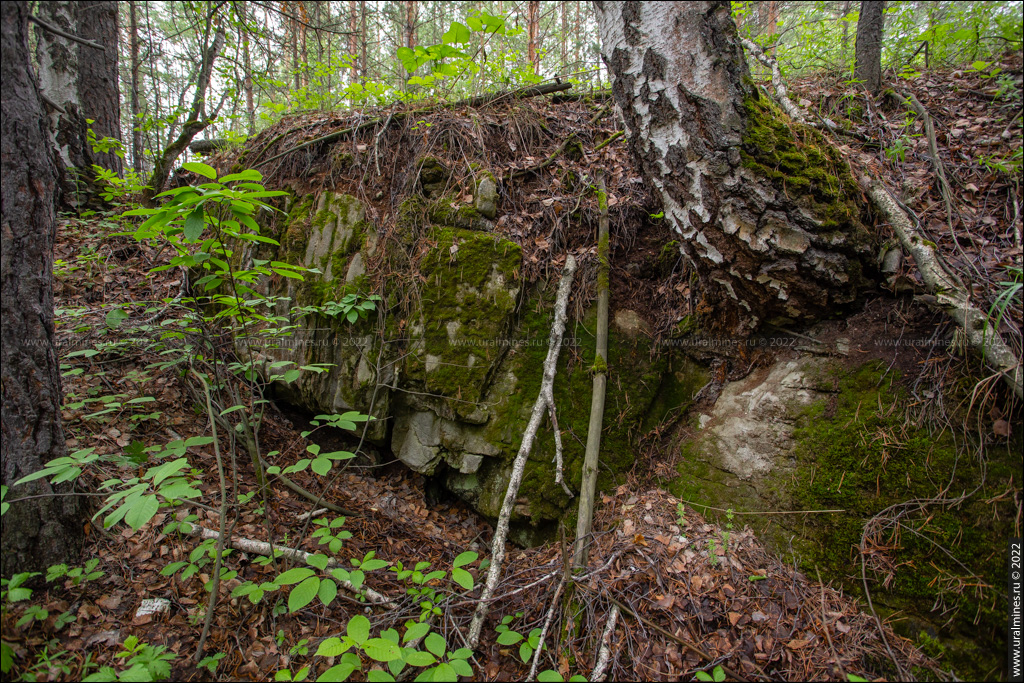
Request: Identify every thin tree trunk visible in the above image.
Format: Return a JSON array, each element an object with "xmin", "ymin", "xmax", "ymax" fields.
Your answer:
[
  {"xmin": 467, "ymin": 255, "xmax": 577, "ymax": 649},
  {"xmin": 855, "ymin": 0, "xmax": 885, "ymax": 94},
  {"xmin": 349, "ymin": 0, "xmax": 359, "ymax": 82},
  {"xmin": 527, "ymin": 0, "xmax": 540, "ymax": 74},
  {"xmin": 142, "ymin": 23, "xmax": 226, "ymax": 206},
  {"xmin": 1, "ymin": 0, "xmax": 84, "ymax": 576},
  {"xmin": 405, "ymin": 1, "xmax": 417, "ymax": 49},
  {"xmin": 596, "ymin": 1, "xmax": 873, "ymax": 332},
  {"xmin": 129, "ymin": 0, "xmax": 144, "ymax": 172},
  {"xmin": 240, "ymin": 3, "xmax": 255, "ymax": 135},
  {"xmin": 359, "ymin": 0, "xmax": 367, "ymax": 77},
  {"xmin": 574, "ymin": 172, "xmax": 610, "ymax": 570}
]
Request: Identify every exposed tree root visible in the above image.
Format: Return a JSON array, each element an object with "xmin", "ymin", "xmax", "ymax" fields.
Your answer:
[
  {"xmin": 256, "ymin": 83, "xmax": 572, "ymax": 169},
  {"xmin": 467, "ymin": 255, "xmax": 577, "ymax": 649},
  {"xmin": 866, "ymin": 180, "xmax": 1023, "ymax": 399}
]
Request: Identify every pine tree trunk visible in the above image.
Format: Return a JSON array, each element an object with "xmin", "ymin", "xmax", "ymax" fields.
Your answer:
[
  {"xmin": 1, "ymin": 1, "xmax": 84, "ymax": 576},
  {"xmin": 349, "ymin": 0, "xmax": 359, "ymax": 83},
  {"xmin": 596, "ymin": 1, "xmax": 874, "ymax": 332},
  {"xmin": 855, "ymin": 0, "xmax": 885, "ymax": 94},
  {"xmin": 527, "ymin": 0, "xmax": 540, "ymax": 74},
  {"xmin": 77, "ymin": 0, "xmax": 122, "ymax": 177},
  {"xmin": 129, "ymin": 0, "xmax": 144, "ymax": 171}
]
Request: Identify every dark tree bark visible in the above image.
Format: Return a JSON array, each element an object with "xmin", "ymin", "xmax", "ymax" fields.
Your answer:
[
  {"xmin": 1, "ymin": 1, "xmax": 84, "ymax": 576},
  {"xmin": 855, "ymin": 0, "xmax": 885, "ymax": 94},
  {"xmin": 596, "ymin": 1, "xmax": 874, "ymax": 332},
  {"xmin": 129, "ymin": 0, "xmax": 144, "ymax": 172},
  {"xmin": 77, "ymin": 0, "xmax": 122, "ymax": 176}
]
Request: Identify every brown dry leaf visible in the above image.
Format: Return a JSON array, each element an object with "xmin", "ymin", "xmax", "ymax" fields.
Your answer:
[
  {"xmin": 656, "ymin": 595, "xmax": 676, "ymax": 610},
  {"xmin": 728, "ymin": 612, "xmax": 742, "ymax": 626},
  {"xmin": 787, "ymin": 639, "xmax": 809, "ymax": 650},
  {"xmin": 993, "ymin": 419, "xmax": 1011, "ymax": 437},
  {"xmin": 96, "ymin": 594, "xmax": 122, "ymax": 610}
]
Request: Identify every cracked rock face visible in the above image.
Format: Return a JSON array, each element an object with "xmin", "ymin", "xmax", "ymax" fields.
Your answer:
[
  {"xmin": 699, "ymin": 358, "xmax": 828, "ymax": 479},
  {"xmin": 676, "ymin": 355, "xmax": 834, "ymax": 520}
]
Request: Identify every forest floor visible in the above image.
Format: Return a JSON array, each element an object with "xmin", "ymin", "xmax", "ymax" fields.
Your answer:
[{"xmin": 3, "ymin": 57, "xmax": 1022, "ymax": 682}]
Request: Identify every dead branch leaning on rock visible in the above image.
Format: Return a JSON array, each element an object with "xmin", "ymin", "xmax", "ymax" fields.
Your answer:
[
  {"xmin": 865, "ymin": 179, "xmax": 1023, "ymax": 399},
  {"xmin": 467, "ymin": 254, "xmax": 578, "ymax": 649}
]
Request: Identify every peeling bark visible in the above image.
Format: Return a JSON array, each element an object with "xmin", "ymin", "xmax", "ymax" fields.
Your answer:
[{"xmin": 596, "ymin": 1, "xmax": 874, "ymax": 332}]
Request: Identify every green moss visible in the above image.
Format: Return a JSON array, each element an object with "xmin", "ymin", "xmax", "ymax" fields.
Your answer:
[
  {"xmin": 485, "ymin": 296, "xmax": 670, "ymax": 525},
  {"xmin": 788, "ymin": 360, "xmax": 1019, "ymax": 681},
  {"xmin": 742, "ymin": 95, "xmax": 869, "ymax": 239},
  {"xmin": 405, "ymin": 226, "xmax": 522, "ymax": 418}
]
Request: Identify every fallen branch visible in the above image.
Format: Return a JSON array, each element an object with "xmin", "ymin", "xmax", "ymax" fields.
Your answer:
[
  {"xmin": 467, "ymin": 255, "xmax": 578, "ymax": 648},
  {"xmin": 865, "ymin": 180, "xmax": 1023, "ymax": 399},
  {"xmin": 900, "ymin": 91, "xmax": 981, "ymax": 279},
  {"xmin": 184, "ymin": 525, "xmax": 396, "ymax": 607},
  {"xmin": 527, "ymin": 576, "xmax": 568, "ymax": 680},
  {"xmin": 589, "ymin": 605, "xmax": 620, "ymax": 682}
]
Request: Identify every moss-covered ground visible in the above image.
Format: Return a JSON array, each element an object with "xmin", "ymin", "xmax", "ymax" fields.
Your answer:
[{"xmin": 788, "ymin": 361, "xmax": 1019, "ymax": 680}]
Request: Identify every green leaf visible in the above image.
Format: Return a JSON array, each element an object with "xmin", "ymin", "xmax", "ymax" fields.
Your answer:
[
  {"xmin": 403, "ymin": 621, "xmax": 430, "ymax": 643},
  {"xmin": 450, "ymin": 567, "xmax": 474, "ymax": 591},
  {"xmin": 452, "ymin": 551, "xmax": 477, "ymax": 568},
  {"xmin": 288, "ymin": 576, "xmax": 320, "ymax": 611},
  {"xmin": 317, "ymin": 661, "xmax": 357, "ymax": 682},
  {"xmin": 105, "ymin": 308, "xmax": 129, "ymax": 329},
  {"xmin": 182, "ymin": 161, "xmax": 217, "ymax": 179},
  {"xmin": 276, "ymin": 567, "xmax": 316, "ymax": 585},
  {"xmin": 315, "ymin": 637, "xmax": 352, "ymax": 658},
  {"xmin": 307, "ymin": 553, "xmax": 329, "ymax": 571},
  {"xmin": 367, "ymin": 671, "xmax": 396, "ymax": 683},
  {"xmin": 442, "ymin": 21, "xmax": 471, "ymax": 44},
  {"xmin": 318, "ymin": 578, "xmax": 338, "ymax": 607},
  {"xmin": 423, "ymin": 632, "xmax": 447, "ymax": 659},
  {"xmin": 449, "ymin": 659, "xmax": 473, "ymax": 677},
  {"xmin": 536, "ymin": 671, "xmax": 563, "ymax": 682},
  {"xmin": 124, "ymin": 494, "xmax": 159, "ymax": 530},
  {"xmin": 347, "ymin": 614, "xmax": 371, "ymax": 645},
  {"xmin": 311, "ymin": 457, "xmax": 332, "ymax": 476},
  {"xmin": 403, "ymin": 650, "xmax": 436, "ymax": 667},
  {"xmin": 219, "ymin": 169, "xmax": 263, "ymax": 183},
  {"xmin": 430, "ymin": 663, "xmax": 457, "ymax": 682},
  {"xmin": 362, "ymin": 638, "xmax": 402, "ymax": 662},
  {"xmin": 184, "ymin": 207, "xmax": 205, "ymax": 241},
  {"xmin": 496, "ymin": 630, "xmax": 523, "ymax": 645},
  {"xmin": 519, "ymin": 642, "xmax": 532, "ymax": 664}
]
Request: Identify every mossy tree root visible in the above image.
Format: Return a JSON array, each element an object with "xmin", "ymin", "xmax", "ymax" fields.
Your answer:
[
  {"xmin": 573, "ymin": 172, "xmax": 611, "ymax": 570},
  {"xmin": 467, "ymin": 255, "xmax": 578, "ymax": 649},
  {"xmin": 866, "ymin": 180, "xmax": 1023, "ymax": 399}
]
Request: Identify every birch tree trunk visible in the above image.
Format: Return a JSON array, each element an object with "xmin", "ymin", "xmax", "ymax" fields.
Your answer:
[
  {"xmin": 1, "ymin": 0, "xmax": 84, "ymax": 575},
  {"xmin": 596, "ymin": 1, "xmax": 874, "ymax": 333}
]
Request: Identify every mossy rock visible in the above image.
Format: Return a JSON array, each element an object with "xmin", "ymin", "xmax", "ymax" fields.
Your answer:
[{"xmin": 672, "ymin": 357, "xmax": 1020, "ymax": 680}]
